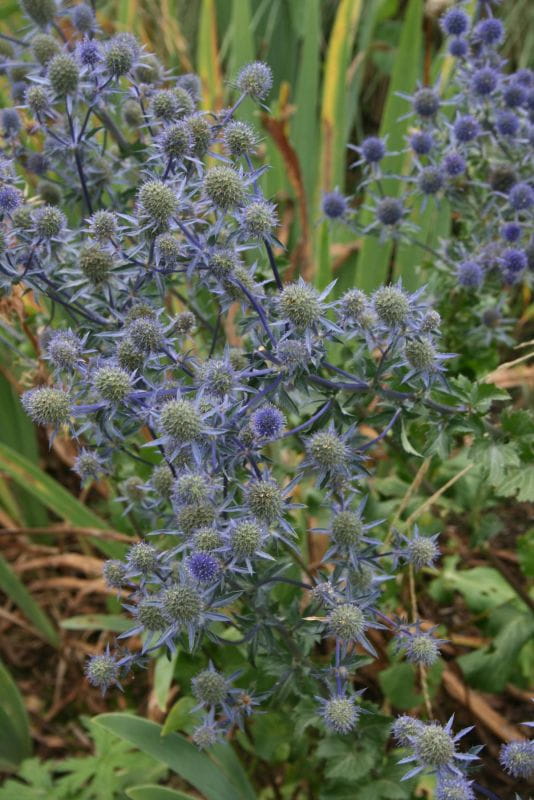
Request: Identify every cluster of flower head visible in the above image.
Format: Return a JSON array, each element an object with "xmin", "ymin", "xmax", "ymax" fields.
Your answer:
[
  {"xmin": 2, "ymin": 0, "xmax": 531, "ymax": 784},
  {"xmin": 323, "ymin": 2, "xmax": 533, "ymax": 342}
]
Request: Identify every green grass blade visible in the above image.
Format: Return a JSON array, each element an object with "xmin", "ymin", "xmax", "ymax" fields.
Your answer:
[
  {"xmin": 0, "ymin": 374, "xmax": 47, "ymax": 526},
  {"xmin": 318, "ymin": 0, "xmax": 363, "ymax": 195},
  {"xmin": 127, "ymin": 788, "xmax": 197, "ymax": 800},
  {"xmin": 0, "ymin": 555, "xmax": 59, "ymax": 646},
  {"xmin": 291, "ymin": 0, "xmax": 320, "ymax": 202},
  {"xmin": 228, "ymin": 0, "xmax": 255, "ymax": 121},
  {"xmin": 60, "ymin": 614, "xmax": 131, "ymax": 632},
  {"xmin": 353, "ymin": 0, "xmax": 423, "ymax": 292},
  {"xmin": 197, "ymin": 0, "xmax": 223, "ymax": 110},
  {"xmin": 95, "ymin": 714, "xmax": 254, "ymax": 800},
  {"xmin": 0, "ymin": 660, "xmax": 31, "ymax": 769},
  {"xmin": 0, "ymin": 442, "xmax": 122, "ymax": 558}
]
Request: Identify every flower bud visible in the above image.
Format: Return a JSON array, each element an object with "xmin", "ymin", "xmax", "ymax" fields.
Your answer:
[
  {"xmin": 138, "ymin": 180, "xmax": 177, "ymax": 225},
  {"xmin": 322, "ymin": 696, "xmax": 359, "ymax": 734},
  {"xmin": 93, "ymin": 365, "xmax": 133, "ymax": 404},
  {"xmin": 246, "ymin": 479, "xmax": 283, "ymax": 523},
  {"xmin": 236, "ymin": 61, "xmax": 273, "ymax": 100},
  {"xmin": 373, "ymin": 285, "xmax": 410, "ymax": 327},
  {"xmin": 48, "ymin": 53, "xmax": 79, "ymax": 96},
  {"xmin": 160, "ymin": 584, "xmax": 203, "ymax": 625},
  {"xmin": 279, "ymin": 281, "xmax": 321, "ymax": 329},
  {"xmin": 231, "ymin": 520, "xmax": 262, "ymax": 559},
  {"xmin": 328, "ymin": 603, "xmax": 365, "ymax": 642},
  {"xmin": 85, "ymin": 652, "xmax": 119, "ymax": 692},
  {"xmin": 20, "ymin": 0, "xmax": 56, "ymax": 27},
  {"xmin": 22, "ymin": 386, "xmax": 70, "ymax": 427},
  {"xmin": 160, "ymin": 399, "xmax": 202, "ymax": 442},
  {"xmin": 204, "ymin": 166, "xmax": 245, "ymax": 209},
  {"xmin": 31, "ymin": 33, "xmax": 60, "ymax": 65}
]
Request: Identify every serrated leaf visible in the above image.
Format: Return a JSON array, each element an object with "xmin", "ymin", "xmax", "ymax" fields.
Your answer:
[
  {"xmin": 495, "ymin": 466, "xmax": 534, "ymax": 502},
  {"xmin": 458, "ymin": 612, "xmax": 534, "ymax": 691},
  {"xmin": 429, "ymin": 556, "xmax": 522, "ymax": 612},
  {"xmin": 325, "ymin": 749, "xmax": 375, "ymax": 782}
]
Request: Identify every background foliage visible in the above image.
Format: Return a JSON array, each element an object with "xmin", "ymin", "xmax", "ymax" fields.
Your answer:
[{"xmin": 0, "ymin": 0, "xmax": 532, "ymax": 798}]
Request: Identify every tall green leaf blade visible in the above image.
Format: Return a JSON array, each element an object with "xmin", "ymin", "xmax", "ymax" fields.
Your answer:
[
  {"xmin": 318, "ymin": 0, "xmax": 363, "ymax": 195},
  {"xmin": 353, "ymin": 0, "xmax": 423, "ymax": 292},
  {"xmin": 291, "ymin": 0, "xmax": 320, "ymax": 202},
  {"xmin": 228, "ymin": 0, "xmax": 255, "ymax": 125},
  {"xmin": 0, "ymin": 374, "xmax": 47, "ymax": 526},
  {"xmin": 0, "ymin": 442, "xmax": 122, "ymax": 558},
  {"xmin": 210, "ymin": 742, "xmax": 256, "ymax": 800},
  {"xmin": 0, "ymin": 555, "xmax": 59, "ymax": 646},
  {"xmin": 95, "ymin": 714, "xmax": 252, "ymax": 800},
  {"xmin": 0, "ymin": 660, "xmax": 31, "ymax": 769},
  {"xmin": 197, "ymin": 0, "xmax": 223, "ymax": 111}
]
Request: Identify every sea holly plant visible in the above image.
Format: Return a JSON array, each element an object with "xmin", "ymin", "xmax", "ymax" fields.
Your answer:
[
  {"xmin": 0, "ymin": 1, "xmax": 532, "ymax": 798},
  {"xmin": 326, "ymin": 1, "xmax": 534, "ymax": 366}
]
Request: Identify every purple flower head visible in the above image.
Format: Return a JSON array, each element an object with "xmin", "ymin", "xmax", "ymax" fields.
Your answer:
[
  {"xmin": 499, "ymin": 740, "xmax": 534, "ymax": 780},
  {"xmin": 501, "ymin": 222, "xmax": 522, "ymax": 243},
  {"xmin": 443, "ymin": 151, "xmax": 466, "ymax": 177},
  {"xmin": 2, "ymin": 108, "xmax": 21, "ymax": 137},
  {"xmin": 187, "ymin": 552, "xmax": 220, "ymax": 584},
  {"xmin": 513, "ymin": 68, "xmax": 533, "ymax": 88},
  {"xmin": 441, "ymin": 8, "xmax": 469, "ymax": 37},
  {"xmin": 448, "ymin": 37, "xmax": 468, "ymax": 58},
  {"xmin": 453, "ymin": 114, "xmax": 480, "ymax": 143},
  {"xmin": 361, "ymin": 135, "xmax": 386, "ymax": 164},
  {"xmin": 457, "ymin": 260, "xmax": 484, "ymax": 288},
  {"xmin": 503, "ymin": 82, "xmax": 526, "ymax": 108},
  {"xmin": 0, "ymin": 185, "xmax": 22, "ymax": 212},
  {"xmin": 475, "ymin": 17, "xmax": 504, "ymax": 46},
  {"xmin": 509, "ymin": 182, "xmax": 534, "ymax": 211},
  {"xmin": 495, "ymin": 110, "xmax": 520, "ymax": 137},
  {"xmin": 471, "ymin": 66, "xmax": 500, "ymax": 97},
  {"xmin": 417, "ymin": 165, "xmax": 444, "ymax": 195},
  {"xmin": 412, "ymin": 87, "xmax": 440, "ymax": 119},
  {"xmin": 322, "ymin": 190, "xmax": 348, "ymax": 219},
  {"xmin": 376, "ymin": 196, "xmax": 404, "ymax": 226},
  {"xmin": 78, "ymin": 37, "xmax": 101, "ymax": 67},
  {"xmin": 250, "ymin": 403, "xmax": 285, "ymax": 439},
  {"xmin": 500, "ymin": 248, "xmax": 527, "ymax": 274},
  {"xmin": 409, "ymin": 130, "xmax": 434, "ymax": 155}
]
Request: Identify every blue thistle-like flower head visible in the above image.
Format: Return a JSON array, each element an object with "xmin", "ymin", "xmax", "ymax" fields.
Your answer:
[
  {"xmin": 499, "ymin": 740, "xmax": 534, "ymax": 780},
  {"xmin": 448, "ymin": 37, "xmax": 468, "ymax": 59},
  {"xmin": 319, "ymin": 694, "xmax": 360, "ymax": 734},
  {"xmin": 409, "ymin": 130, "xmax": 434, "ymax": 155},
  {"xmin": 250, "ymin": 404, "xmax": 285, "ymax": 440},
  {"xmin": 457, "ymin": 260, "xmax": 484, "ymax": 288},
  {"xmin": 440, "ymin": 8, "xmax": 469, "ymax": 37},
  {"xmin": 236, "ymin": 61, "xmax": 273, "ymax": 100},
  {"xmin": 471, "ymin": 66, "xmax": 499, "ymax": 97},
  {"xmin": 453, "ymin": 114, "xmax": 480, "ymax": 143},
  {"xmin": 85, "ymin": 649, "xmax": 121, "ymax": 694},
  {"xmin": 475, "ymin": 17, "xmax": 504, "ymax": 46},
  {"xmin": 322, "ymin": 190, "xmax": 348, "ymax": 219},
  {"xmin": 187, "ymin": 552, "xmax": 220, "ymax": 584}
]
